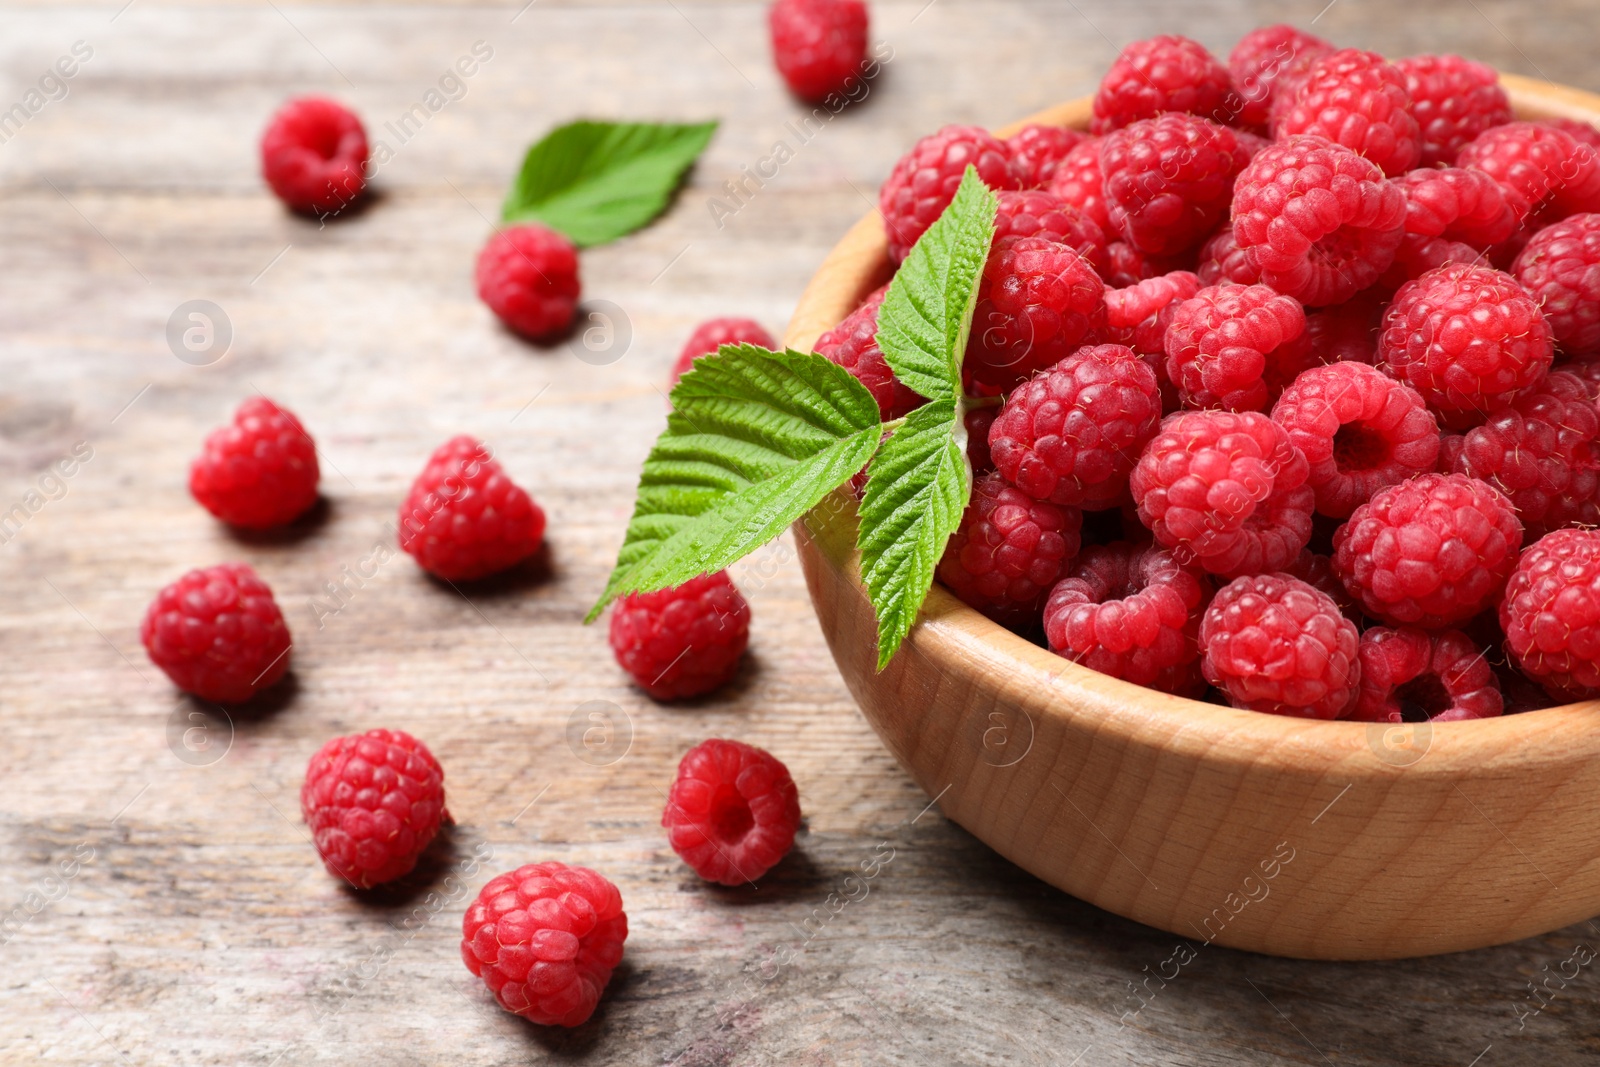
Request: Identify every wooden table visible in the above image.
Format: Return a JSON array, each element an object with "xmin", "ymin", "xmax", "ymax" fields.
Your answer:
[{"xmin": 3, "ymin": 3, "xmax": 1598, "ymax": 1064}]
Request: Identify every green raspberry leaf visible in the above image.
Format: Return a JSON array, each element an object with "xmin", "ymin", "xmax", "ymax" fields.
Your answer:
[
  {"xmin": 856, "ymin": 396, "xmax": 970, "ymax": 669},
  {"xmin": 589, "ymin": 344, "xmax": 882, "ymax": 621},
  {"xmin": 502, "ymin": 120, "xmax": 718, "ymax": 246},
  {"xmin": 874, "ymin": 167, "xmax": 998, "ymax": 401}
]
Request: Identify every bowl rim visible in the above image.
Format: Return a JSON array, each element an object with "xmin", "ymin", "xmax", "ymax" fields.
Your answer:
[{"xmin": 783, "ymin": 70, "xmax": 1600, "ymax": 779}]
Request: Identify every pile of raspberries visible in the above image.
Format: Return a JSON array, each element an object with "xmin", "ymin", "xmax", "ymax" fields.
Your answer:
[{"xmin": 820, "ymin": 27, "xmax": 1600, "ymax": 722}]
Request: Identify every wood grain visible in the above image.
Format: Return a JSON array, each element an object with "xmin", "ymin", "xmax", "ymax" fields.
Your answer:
[{"xmin": 1, "ymin": 2, "xmax": 1598, "ymax": 1064}]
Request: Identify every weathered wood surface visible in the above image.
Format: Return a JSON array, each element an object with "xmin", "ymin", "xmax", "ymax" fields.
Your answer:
[{"xmin": 1, "ymin": 2, "xmax": 1598, "ymax": 1064}]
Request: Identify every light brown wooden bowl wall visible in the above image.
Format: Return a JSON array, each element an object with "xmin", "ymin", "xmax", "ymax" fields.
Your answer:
[{"xmin": 784, "ymin": 73, "xmax": 1600, "ymax": 960}]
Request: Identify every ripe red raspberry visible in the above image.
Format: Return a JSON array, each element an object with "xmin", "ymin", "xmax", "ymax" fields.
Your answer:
[
  {"xmin": 1105, "ymin": 270, "xmax": 1200, "ymax": 356},
  {"xmin": 988, "ymin": 344, "xmax": 1162, "ymax": 508},
  {"xmin": 768, "ymin": 0, "xmax": 868, "ymax": 102},
  {"xmin": 812, "ymin": 284, "xmax": 922, "ymax": 419},
  {"xmin": 1046, "ymin": 138, "xmax": 1112, "ymax": 232},
  {"xmin": 992, "ymin": 189, "xmax": 1110, "ymax": 274},
  {"xmin": 1270, "ymin": 362, "xmax": 1440, "ymax": 519},
  {"xmin": 1091, "ymin": 35, "xmax": 1234, "ymax": 135},
  {"xmin": 879, "ymin": 125, "xmax": 1019, "ymax": 263},
  {"xmin": 1541, "ymin": 117, "xmax": 1600, "ymax": 153},
  {"xmin": 1500, "ymin": 528, "xmax": 1600, "ymax": 698},
  {"xmin": 670, "ymin": 317, "xmax": 776, "ymax": 387},
  {"xmin": 964, "ymin": 238, "xmax": 1107, "ymax": 397},
  {"xmin": 1395, "ymin": 166, "xmax": 1520, "ymax": 249},
  {"xmin": 1511, "ymin": 212, "xmax": 1600, "ymax": 359},
  {"xmin": 1231, "ymin": 135, "xmax": 1406, "ymax": 306},
  {"xmin": 1457, "ymin": 122, "xmax": 1600, "ymax": 227},
  {"xmin": 1394, "ymin": 54, "xmax": 1514, "ymax": 168},
  {"xmin": 189, "ymin": 397, "xmax": 319, "ymax": 529},
  {"xmin": 609, "ymin": 571, "xmax": 749, "ymax": 700},
  {"xmin": 1351, "ymin": 626, "xmax": 1502, "ymax": 722},
  {"xmin": 1199, "ymin": 573, "xmax": 1359, "ymax": 719},
  {"xmin": 1043, "ymin": 541, "xmax": 1209, "ymax": 695},
  {"xmin": 663, "ymin": 738, "xmax": 801, "ymax": 885},
  {"xmin": 1557, "ymin": 357, "xmax": 1600, "ymax": 398},
  {"xmin": 1377, "ymin": 263, "xmax": 1555, "ymax": 429},
  {"xmin": 301, "ymin": 729, "xmax": 448, "ymax": 889},
  {"xmin": 1380, "ymin": 234, "xmax": 1487, "ymax": 290},
  {"xmin": 1163, "ymin": 283, "xmax": 1308, "ymax": 412},
  {"xmin": 475, "ymin": 224, "xmax": 581, "ymax": 341},
  {"xmin": 1195, "ymin": 224, "xmax": 1261, "ymax": 287},
  {"xmin": 964, "ymin": 406, "xmax": 997, "ymax": 475},
  {"xmin": 1441, "ymin": 370, "xmax": 1600, "ymax": 538},
  {"xmin": 1130, "ymin": 410, "xmax": 1314, "ymax": 578},
  {"xmin": 1227, "ymin": 24, "xmax": 1333, "ymax": 129},
  {"xmin": 140, "ymin": 563, "xmax": 291, "ymax": 704},
  {"xmin": 1285, "ymin": 547, "xmax": 1361, "ymax": 621},
  {"xmin": 936, "ymin": 471, "xmax": 1082, "ymax": 628},
  {"xmin": 1333, "ymin": 472, "xmax": 1523, "ymax": 628},
  {"xmin": 461, "ymin": 862, "xmax": 627, "ymax": 1027},
  {"xmin": 1099, "ymin": 114, "xmax": 1250, "ymax": 256},
  {"xmin": 1101, "ymin": 241, "xmax": 1190, "ymax": 288},
  {"xmin": 1273, "ymin": 49, "xmax": 1420, "ymax": 177},
  {"xmin": 259, "ymin": 96, "xmax": 368, "ymax": 215},
  {"xmin": 1303, "ymin": 289, "xmax": 1384, "ymax": 365},
  {"xmin": 1006, "ymin": 124, "xmax": 1086, "ymax": 189},
  {"xmin": 398, "ymin": 436, "xmax": 546, "ymax": 581}
]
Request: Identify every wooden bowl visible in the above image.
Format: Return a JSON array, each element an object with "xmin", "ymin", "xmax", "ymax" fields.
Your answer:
[{"xmin": 784, "ymin": 73, "xmax": 1600, "ymax": 960}]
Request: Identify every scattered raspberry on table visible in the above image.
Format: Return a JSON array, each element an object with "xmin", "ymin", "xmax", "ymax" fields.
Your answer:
[
  {"xmin": 768, "ymin": 0, "xmax": 869, "ymax": 103},
  {"xmin": 1501, "ymin": 529, "xmax": 1600, "ymax": 699},
  {"xmin": 398, "ymin": 435, "xmax": 547, "ymax": 581},
  {"xmin": 475, "ymin": 223, "xmax": 581, "ymax": 341},
  {"xmin": 141, "ymin": 563, "xmax": 292, "ymax": 704},
  {"xmin": 260, "ymin": 96, "xmax": 368, "ymax": 215},
  {"xmin": 663, "ymin": 738, "xmax": 802, "ymax": 885},
  {"xmin": 189, "ymin": 397, "xmax": 320, "ymax": 529},
  {"xmin": 670, "ymin": 317, "xmax": 777, "ymax": 387},
  {"xmin": 609, "ymin": 570, "xmax": 750, "ymax": 700}
]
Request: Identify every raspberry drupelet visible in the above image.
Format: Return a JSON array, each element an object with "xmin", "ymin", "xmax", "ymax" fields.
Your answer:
[
  {"xmin": 1511, "ymin": 213, "xmax": 1600, "ymax": 360},
  {"xmin": 1500, "ymin": 528, "xmax": 1600, "ymax": 699},
  {"xmin": 301, "ymin": 729, "xmax": 448, "ymax": 889},
  {"xmin": 936, "ymin": 471, "xmax": 1082, "ymax": 628},
  {"xmin": 189, "ymin": 397, "xmax": 320, "ymax": 529},
  {"xmin": 1351, "ymin": 626, "xmax": 1503, "ymax": 722},
  {"xmin": 1333, "ymin": 472, "xmax": 1524, "ymax": 629},
  {"xmin": 398, "ymin": 436, "xmax": 546, "ymax": 581},
  {"xmin": 768, "ymin": 0, "xmax": 869, "ymax": 103},
  {"xmin": 475, "ymin": 224, "xmax": 581, "ymax": 341},
  {"xmin": 1046, "ymin": 138, "xmax": 1112, "ymax": 232},
  {"xmin": 1269, "ymin": 362, "xmax": 1440, "ymax": 519},
  {"xmin": 461, "ymin": 862, "xmax": 628, "ymax": 1027},
  {"xmin": 878, "ymin": 125, "xmax": 1019, "ymax": 263},
  {"xmin": 662, "ymin": 738, "xmax": 802, "ymax": 885},
  {"xmin": 813, "ymin": 284, "xmax": 923, "ymax": 420},
  {"xmin": 1394, "ymin": 54, "xmax": 1513, "ymax": 168},
  {"xmin": 1130, "ymin": 410, "xmax": 1314, "ymax": 578},
  {"xmin": 964, "ymin": 238, "xmax": 1108, "ymax": 397},
  {"xmin": 1200, "ymin": 572, "xmax": 1360, "ymax": 719},
  {"xmin": 1006, "ymin": 124, "xmax": 1086, "ymax": 189},
  {"xmin": 1377, "ymin": 263, "xmax": 1555, "ymax": 429},
  {"xmin": 140, "ymin": 563, "xmax": 292, "ymax": 704},
  {"xmin": 1162, "ymin": 283, "xmax": 1309, "ymax": 413},
  {"xmin": 987, "ymin": 344, "xmax": 1162, "ymax": 509},
  {"xmin": 1099, "ymin": 114, "xmax": 1250, "ymax": 257},
  {"xmin": 1091, "ymin": 35, "xmax": 1234, "ymax": 134},
  {"xmin": 670, "ymin": 318, "xmax": 777, "ymax": 387},
  {"xmin": 1043, "ymin": 541, "xmax": 1210, "ymax": 695},
  {"xmin": 1227, "ymin": 24, "xmax": 1334, "ymax": 130},
  {"xmin": 609, "ymin": 571, "xmax": 750, "ymax": 700},
  {"xmin": 259, "ymin": 96, "xmax": 369, "ymax": 215}
]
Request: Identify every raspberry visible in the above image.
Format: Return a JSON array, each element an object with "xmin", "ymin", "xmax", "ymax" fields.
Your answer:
[
  {"xmin": 1227, "ymin": 24, "xmax": 1334, "ymax": 129},
  {"xmin": 301, "ymin": 729, "xmax": 448, "ymax": 889},
  {"xmin": 1091, "ymin": 35, "xmax": 1234, "ymax": 135},
  {"xmin": 879, "ymin": 125, "xmax": 1019, "ymax": 263},
  {"xmin": 1043, "ymin": 541, "xmax": 1209, "ymax": 695},
  {"xmin": 992, "ymin": 189, "xmax": 1110, "ymax": 275},
  {"xmin": 1196, "ymin": 224, "xmax": 1261, "ymax": 287},
  {"xmin": 1395, "ymin": 166, "xmax": 1520, "ymax": 248},
  {"xmin": 1101, "ymin": 241, "xmax": 1190, "ymax": 288},
  {"xmin": 1100, "ymin": 114, "xmax": 1250, "ymax": 256},
  {"xmin": 964, "ymin": 237, "xmax": 1107, "ymax": 396},
  {"xmin": 1273, "ymin": 49, "xmax": 1421, "ymax": 177},
  {"xmin": 1199, "ymin": 572, "xmax": 1359, "ymax": 719},
  {"xmin": 1105, "ymin": 270, "xmax": 1200, "ymax": 356},
  {"xmin": 1511, "ymin": 213, "xmax": 1600, "ymax": 359},
  {"xmin": 1457, "ymin": 122, "xmax": 1600, "ymax": 227},
  {"xmin": 475, "ymin": 224, "xmax": 581, "ymax": 341},
  {"xmin": 662, "ymin": 738, "xmax": 801, "ymax": 885},
  {"xmin": 812, "ymin": 284, "xmax": 922, "ymax": 418},
  {"xmin": 1303, "ymin": 288, "xmax": 1384, "ymax": 364},
  {"xmin": 1006, "ymin": 124, "xmax": 1086, "ymax": 188},
  {"xmin": 1046, "ymin": 138, "xmax": 1112, "ymax": 232},
  {"xmin": 1394, "ymin": 54, "xmax": 1514, "ymax": 168},
  {"xmin": 1500, "ymin": 528, "xmax": 1600, "ymax": 698},
  {"xmin": 259, "ymin": 96, "xmax": 368, "ymax": 215},
  {"xmin": 936, "ymin": 471, "xmax": 1082, "ymax": 627},
  {"xmin": 1270, "ymin": 362, "xmax": 1440, "ymax": 519},
  {"xmin": 140, "ymin": 563, "xmax": 292, "ymax": 704},
  {"xmin": 988, "ymin": 344, "xmax": 1162, "ymax": 508},
  {"xmin": 1441, "ymin": 370, "xmax": 1600, "ymax": 538},
  {"xmin": 1163, "ymin": 283, "xmax": 1308, "ymax": 412},
  {"xmin": 1541, "ymin": 117, "xmax": 1600, "ymax": 153},
  {"xmin": 964, "ymin": 406, "xmax": 997, "ymax": 475},
  {"xmin": 1379, "ymin": 234, "xmax": 1486, "ymax": 289},
  {"xmin": 189, "ymin": 397, "xmax": 319, "ymax": 529},
  {"xmin": 1130, "ymin": 410, "xmax": 1314, "ymax": 577},
  {"xmin": 1231, "ymin": 135, "xmax": 1406, "ymax": 307},
  {"xmin": 1376, "ymin": 263, "xmax": 1555, "ymax": 429},
  {"xmin": 670, "ymin": 317, "xmax": 777, "ymax": 386},
  {"xmin": 768, "ymin": 0, "xmax": 868, "ymax": 103},
  {"xmin": 1284, "ymin": 547, "xmax": 1361, "ymax": 621},
  {"xmin": 609, "ymin": 571, "xmax": 749, "ymax": 700},
  {"xmin": 1351, "ymin": 626, "xmax": 1502, "ymax": 722},
  {"xmin": 1333, "ymin": 472, "xmax": 1523, "ymax": 628},
  {"xmin": 461, "ymin": 862, "xmax": 627, "ymax": 1027},
  {"xmin": 398, "ymin": 436, "xmax": 546, "ymax": 581}
]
